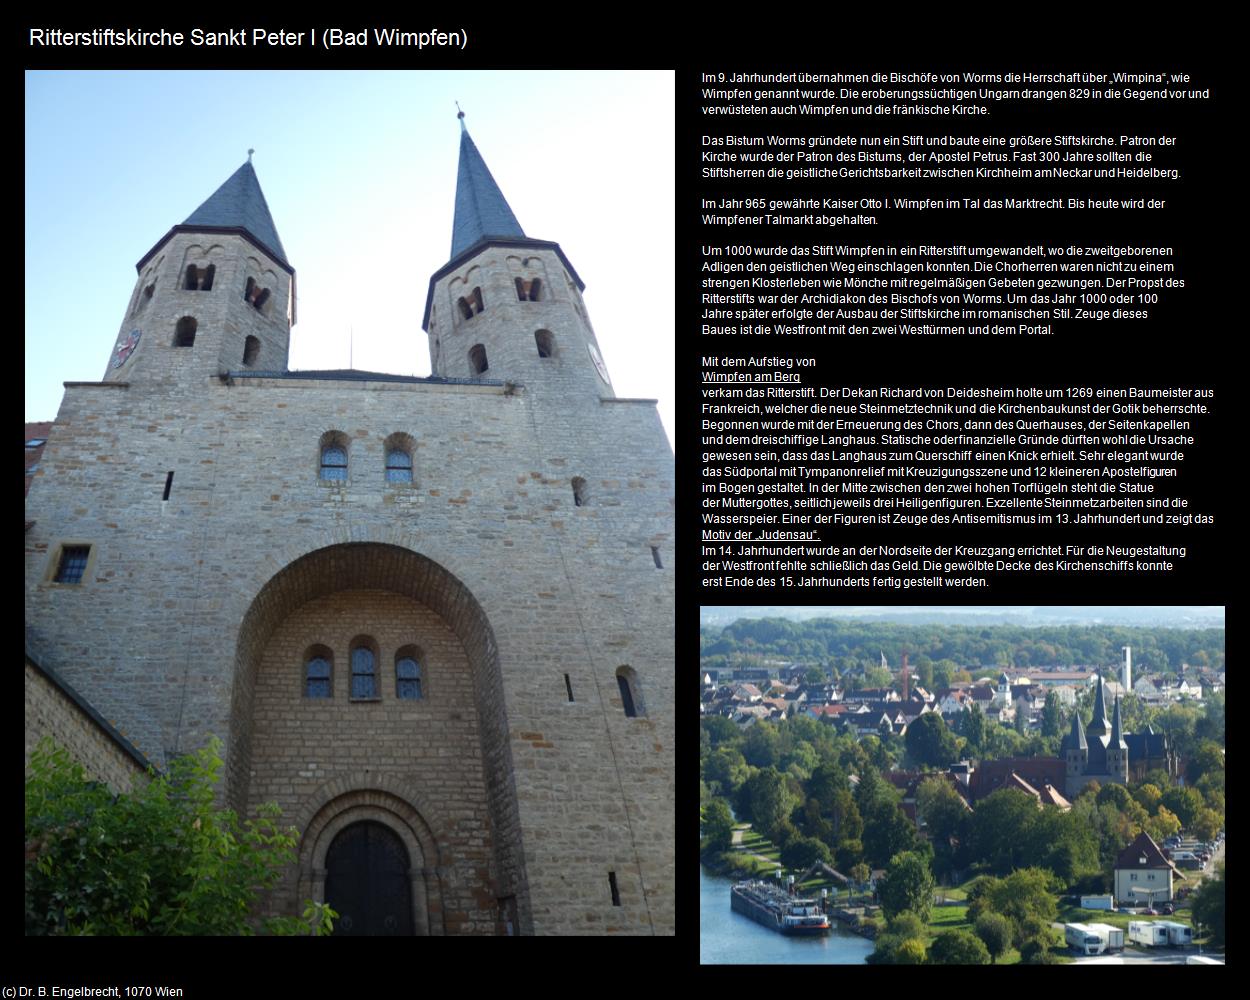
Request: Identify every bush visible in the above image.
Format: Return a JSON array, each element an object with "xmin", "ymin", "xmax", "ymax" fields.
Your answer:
[
  {"xmin": 25, "ymin": 738, "xmax": 334, "ymax": 936},
  {"xmin": 929, "ymin": 929, "xmax": 990, "ymax": 965}
]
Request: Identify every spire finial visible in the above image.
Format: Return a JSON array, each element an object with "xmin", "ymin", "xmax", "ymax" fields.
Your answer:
[
  {"xmin": 456, "ymin": 101, "xmax": 466, "ymax": 130},
  {"xmin": 247, "ymin": 148, "xmax": 255, "ymax": 162}
]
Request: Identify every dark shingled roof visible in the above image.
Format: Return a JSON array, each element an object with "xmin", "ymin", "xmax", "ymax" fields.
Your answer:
[
  {"xmin": 451, "ymin": 123, "xmax": 526, "ymax": 258},
  {"xmin": 183, "ymin": 160, "xmax": 289, "ymax": 268}
]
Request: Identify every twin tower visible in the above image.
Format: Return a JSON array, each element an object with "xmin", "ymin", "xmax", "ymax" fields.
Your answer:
[{"xmin": 105, "ymin": 116, "xmax": 618, "ymax": 403}]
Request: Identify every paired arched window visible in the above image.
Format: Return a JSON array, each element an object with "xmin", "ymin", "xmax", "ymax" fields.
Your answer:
[
  {"xmin": 469, "ymin": 344, "xmax": 489, "ymax": 375},
  {"xmin": 396, "ymin": 646, "xmax": 423, "ymax": 699},
  {"xmin": 535, "ymin": 330, "xmax": 555, "ymax": 358},
  {"xmin": 305, "ymin": 647, "xmax": 333, "ymax": 699},
  {"xmin": 244, "ymin": 276, "xmax": 272, "ymax": 314},
  {"xmin": 616, "ymin": 666, "xmax": 645, "ymax": 718},
  {"xmin": 349, "ymin": 638, "xmax": 379, "ymax": 699},
  {"xmin": 457, "ymin": 287, "xmax": 485, "ymax": 320},
  {"xmin": 319, "ymin": 432, "xmax": 349, "ymax": 481},
  {"xmin": 515, "ymin": 277, "xmax": 543, "ymax": 301},
  {"xmin": 184, "ymin": 264, "xmax": 215, "ymax": 290},
  {"xmin": 173, "ymin": 316, "xmax": 197, "ymax": 347}
]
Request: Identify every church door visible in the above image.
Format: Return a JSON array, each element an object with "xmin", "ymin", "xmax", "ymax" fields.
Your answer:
[{"xmin": 325, "ymin": 821, "xmax": 415, "ymax": 935}]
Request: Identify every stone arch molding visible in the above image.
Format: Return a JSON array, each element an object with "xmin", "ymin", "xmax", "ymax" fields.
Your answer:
[
  {"xmin": 297, "ymin": 782, "xmax": 446, "ymax": 936},
  {"xmin": 225, "ymin": 536, "xmax": 529, "ymax": 932}
]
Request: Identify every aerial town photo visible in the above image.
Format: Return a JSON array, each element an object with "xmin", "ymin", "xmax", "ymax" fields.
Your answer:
[{"xmin": 699, "ymin": 606, "xmax": 1225, "ymax": 965}]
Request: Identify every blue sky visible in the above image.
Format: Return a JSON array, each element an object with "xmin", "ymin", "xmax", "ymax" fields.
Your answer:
[{"xmin": 25, "ymin": 70, "xmax": 675, "ymax": 443}]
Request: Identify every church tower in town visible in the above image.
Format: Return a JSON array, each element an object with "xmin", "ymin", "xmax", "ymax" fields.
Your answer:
[{"xmin": 104, "ymin": 156, "xmax": 295, "ymax": 385}]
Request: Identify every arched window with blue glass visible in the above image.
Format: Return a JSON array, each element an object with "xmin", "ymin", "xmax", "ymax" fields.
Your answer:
[
  {"xmin": 319, "ymin": 430, "xmax": 349, "ymax": 482},
  {"xmin": 304, "ymin": 645, "xmax": 334, "ymax": 699},
  {"xmin": 349, "ymin": 636, "xmax": 380, "ymax": 700},
  {"xmin": 395, "ymin": 645, "xmax": 424, "ymax": 700},
  {"xmin": 384, "ymin": 432, "xmax": 416, "ymax": 486}
]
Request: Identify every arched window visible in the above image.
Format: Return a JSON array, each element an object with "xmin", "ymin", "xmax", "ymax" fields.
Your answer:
[
  {"xmin": 244, "ymin": 276, "xmax": 272, "ymax": 314},
  {"xmin": 572, "ymin": 477, "xmax": 589, "ymax": 507},
  {"xmin": 386, "ymin": 449, "xmax": 412, "ymax": 483},
  {"xmin": 242, "ymin": 335, "xmax": 261, "ymax": 366},
  {"xmin": 535, "ymin": 330, "xmax": 555, "ymax": 358},
  {"xmin": 184, "ymin": 264, "xmax": 215, "ymax": 291},
  {"xmin": 185, "ymin": 265, "xmax": 199, "ymax": 290},
  {"xmin": 350, "ymin": 638, "xmax": 379, "ymax": 699},
  {"xmin": 616, "ymin": 666, "xmax": 645, "ymax": 718},
  {"xmin": 515, "ymin": 277, "xmax": 543, "ymax": 301},
  {"xmin": 305, "ymin": 648, "xmax": 333, "ymax": 699},
  {"xmin": 396, "ymin": 647, "xmax": 423, "ymax": 700},
  {"xmin": 173, "ymin": 317, "xmax": 197, "ymax": 347},
  {"xmin": 457, "ymin": 287, "xmax": 485, "ymax": 320},
  {"xmin": 469, "ymin": 344, "xmax": 489, "ymax": 375},
  {"xmin": 319, "ymin": 432, "xmax": 349, "ymax": 481}
]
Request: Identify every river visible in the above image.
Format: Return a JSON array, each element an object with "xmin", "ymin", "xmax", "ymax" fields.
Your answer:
[{"xmin": 700, "ymin": 866, "xmax": 875, "ymax": 964}]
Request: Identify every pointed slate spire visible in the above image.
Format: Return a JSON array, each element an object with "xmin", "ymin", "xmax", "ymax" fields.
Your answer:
[
  {"xmin": 1111, "ymin": 695, "xmax": 1128, "ymax": 749},
  {"xmin": 183, "ymin": 159, "xmax": 289, "ymax": 268},
  {"xmin": 1087, "ymin": 675, "xmax": 1110, "ymax": 736},
  {"xmin": 1063, "ymin": 708, "xmax": 1087, "ymax": 752},
  {"xmin": 451, "ymin": 114, "xmax": 526, "ymax": 259}
]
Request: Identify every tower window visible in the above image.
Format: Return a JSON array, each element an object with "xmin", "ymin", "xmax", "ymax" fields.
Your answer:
[
  {"xmin": 184, "ymin": 264, "xmax": 215, "ymax": 291},
  {"xmin": 54, "ymin": 545, "xmax": 91, "ymax": 584},
  {"xmin": 616, "ymin": 666, "xmax": 645, "ymax": 718},
  {"xmin": 572, "ymin": 477, "xmax": 588, "ymax": 507},
  {"xmin": 244, "ymin": 277, "xmax": 272, "ymax": 314},
  {"xmin": 173, "ymin": 317, "xmax": 197, "ymax": 347},
  {"xmin": 515, "ymin": 277, "xmax": 543, "ymax": 302},
  {"xmin": 458, "ymin": 287, "xmax": 485, "ymax": 320},
  {"xmin": 242, "ymin": 336, "xmax": 261, "ymax": 367},
  {"xmin": 319, "ymin": 432, "xmax": 350, "ymax": 481},
  {"xmin": 386, "ymin": 449, "xmax": 413, "ymax": 483},
  {"xmin": 535, "ymin": 330, "xmax": 555, "ymax": 358},
  {"xmin": 350, "ymin": 640, "xmax": 379, "ymax": 700},
  {"xmin": 162, "ymin": 471, "xmax": 174, "ymax": 501},
  {"xmin": 134, "ymin": 281, "xmax": 156, "ymax": 315},
  {"xmin": 305, "ymin": 650, "xmax": 333, "ymax": 699},
  {"xmin": 651, "ymin": 546, "xmax": 663, "ymax": 568},
  {"xmin": 564, "ymin": 673, "xmax": 575, "ymax": 702},
  {"xmin": 320, "ymin": 446, "xmax": 347, "ymax": 481},
  {"xmin": 396, "ymin": 648, "xmax": 423, "ymax": 700},
  {"xmin": 469, "ymin": 344, "xmax": 489, "ymax": 375},
  {"xmin": 609, "ymin": 871, "xmax": 621, "ymax": 907}
]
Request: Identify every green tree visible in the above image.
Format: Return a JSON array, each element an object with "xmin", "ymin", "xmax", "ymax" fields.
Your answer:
[
  {"xmin": 781, "ymin": 835, "xmax": 831, "ymax": 872},
  {"xmin": 1186, "ymin": 740, "xmax": 1225, "ymax": 786},
  {"xmin": 1041, "ymin": 690, "xmax": 1064, "ymax": 737},
  {"xmin": 1160, "ymin": 786, "xmax": 1204, "ymax": 829},
  {"xmin": 1132, "ymin": 782, "xmax": 1163, "ymax": 812},
  {"xmin": 904, "ymin": 712, "xmax": 958, "ymax": 769},
  {"xmin": 970, "ymin": 789, "xmax": 1037, "ymax": 874},
  {"xmin": 915, "ymin": 776, "xmax": 971, "ymax": 878},
  {"xmin": 929, "ymin": 929, "xmax": 990, "ymax": 965},
  {"xmin": 703, "ymin": 747, "xmax": 749, "ymax": 796},
  {"xmin": 1190, "ymin": 860, "xmax": 1224, "ymax": 946},
  {"xmin": 962, "ymin": 704, "xmax": 987, "ymax": 756},
  {"xmin": 741, "ymin": 767, "xmax": 799, "ymax": 839},
  {"xmin": 25, "ymin": 738, "xmax": 334, "ymax": 936},
  {"xmin": 1144, "ymin": 805, "xmax": 1181, "ymax": 844},
  {"xmin": 985, "ymin": 868, "xmax": 1058, "ymax": 930},
  {"xmin": 866, "ymin": 911, "xmax": 928, "ymax": 965},
  {"xmin": 743, "ymin": 722, "xmax": 781, "ymax": 768},
  {"xmin": 878, "ymin": 851, "xmax": 934, "ymax": 922},
  {"xmin": 1191, "ymin": 807, "xmax": 1222, "ymax": 843},
  {"xmin": 863, "ymin": 798, "xmax": 918, "ymax": 868},
  {"xmin": 974, "ymin": 912, "xmax": 1013, "ymax": 964},
  {"xmin": 701, "ymin": 798, "xmax": 735, "ymax": 853}
]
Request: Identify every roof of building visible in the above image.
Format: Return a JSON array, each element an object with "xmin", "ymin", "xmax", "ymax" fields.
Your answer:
[
  {"xmin": 1114, "ymin": 831, "xmax": 1185, "ymax": 878},
  {"xmin": 451, "ymin": 120, "xmax": 526, "ymax": 259},
  {"xmin": 181, "ymin": 160, "xmax": 289, "ymax": 268}
]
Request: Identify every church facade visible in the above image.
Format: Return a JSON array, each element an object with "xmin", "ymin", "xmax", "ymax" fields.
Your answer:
[
  {"xmin": 24, "ymin": 120, "xmax": 674, "ymax": 936},
  {"xmin": 1060, "ymin": 674, "xmax": 1130, "ymax": 798}
]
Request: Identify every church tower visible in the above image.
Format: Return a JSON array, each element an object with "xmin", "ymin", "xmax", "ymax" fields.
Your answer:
[
  {"xmin": 422, "ymin": 114, "xmax": 615, "ymax": 402},
  {"xmin": 1108, "ymin": 694, "xmax": 1129, "ymax": 782},
  {"xmin": 104, "ymin": 157, "xmax": 295, "ymax": 385},
  {"xmin": 1062, "ymin": 709, "xmax": 1088, "ymax": 778}
]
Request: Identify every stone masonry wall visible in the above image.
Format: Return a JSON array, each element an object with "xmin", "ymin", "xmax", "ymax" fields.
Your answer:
[
  {"xmin": 24, "ymin": 368, "xmax": 674, "ymax": 934},
  {"xmin": 25, "ymin": 661, "xmax": 149, "ymax": 794},
  {"xmin": 248, "ymin": 589, "xmax": 496, "ymax": 934}
]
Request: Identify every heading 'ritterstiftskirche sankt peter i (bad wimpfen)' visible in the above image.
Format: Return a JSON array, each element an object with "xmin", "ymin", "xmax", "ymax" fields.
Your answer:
[{"xmin": 24, "ymin": 116, "xmax": 675, "ymax": 936}]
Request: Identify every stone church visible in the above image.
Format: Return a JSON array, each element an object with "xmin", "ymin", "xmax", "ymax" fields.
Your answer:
[{"xmin": 24, "ymin": 116, "xmax": 674, "ymax": 936}]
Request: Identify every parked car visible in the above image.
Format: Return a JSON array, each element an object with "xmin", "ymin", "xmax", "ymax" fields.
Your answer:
[{"xmin": 1160, "ymin": 903, "xmax": 1175, "ymax": 915}]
